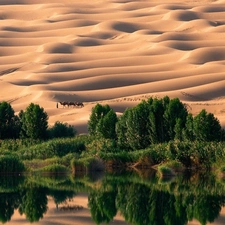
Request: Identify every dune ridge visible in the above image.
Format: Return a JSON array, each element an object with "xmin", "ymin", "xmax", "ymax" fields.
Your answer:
[{"xmin": 1, "ymin": 0, "xmax": 225, "ymax": 135}]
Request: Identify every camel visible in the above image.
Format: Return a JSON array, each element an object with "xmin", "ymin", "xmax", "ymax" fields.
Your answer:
[
  {"xmin": 59, "ymin": 101, "xmax": 68, "ymax": 108},
  {"xmin": 75, "ymin": 102, "xmax": 84, "ymax": 107},
  {"xmin": 58, "ymin": 101, "xmax": 84, "ymax": 108}
]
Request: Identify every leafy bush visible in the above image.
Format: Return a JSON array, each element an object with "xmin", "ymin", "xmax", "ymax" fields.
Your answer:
[
  {"xmin": 71, "ymin": 157, "xmax": 105, "ymax": 174},
  {"xmin": 0, "ymin": 153, "xmax": 25, "ymax": 173},
  {"xmin": 36, "ymin": 163, "xmax": 69, "ymax": 174},
  {"xmin": 19, "ymin": 103, "xmax": 48, "ymax": 139},
  {"xmin": 220, "ymin": 165, "xmax": 225, "ymax": 173},
  {"xmin": 18, "ymin": 138, "xmax": 85, "ymax": 160},
  {"xmin": 0, "ymin": 138, "xmax": 42, "ymax": 152},
  {"xmin": 157, "ymin": 165, "xmax": 175, "ymax": 178},
  {"xmin": 47, "ymin": 121, "xmax": 77, "ymax": 138},
  {"xmin": 161, "ymin": 160, "xmax": 184, "ymax": 173}
]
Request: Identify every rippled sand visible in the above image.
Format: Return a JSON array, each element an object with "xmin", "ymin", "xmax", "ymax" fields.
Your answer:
[{"xmin": 1, "ymin": 0, "xmax": 225, "ymax": 134}]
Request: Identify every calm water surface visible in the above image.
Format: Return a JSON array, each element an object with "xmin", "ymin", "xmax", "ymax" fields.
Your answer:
[{"xmin": 1, "ymin": 170, "xmax": 225, "ymax": 225}]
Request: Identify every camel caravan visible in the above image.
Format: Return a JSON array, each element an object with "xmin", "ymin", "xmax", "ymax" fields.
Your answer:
[{"xmin": 57, "ymin": 101, "xmax": 84, "ymax": 108}]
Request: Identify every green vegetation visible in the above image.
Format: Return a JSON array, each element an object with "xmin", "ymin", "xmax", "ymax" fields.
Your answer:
[
  {"xmin": 35, "ymin": 163, "xmax": 70, "ymax": 174},
  {"xmin": 0, "ymin": 152, "xmax": 25, "ymax": 173},
  {"xmin": 0, "ymin": 96, "xmax": 225, "ymax": 174},
  {"xmin": 88, "ymin": 103, "xmax": 117, "ymax": 139},
  {"xmin": 1, "ymin": 169, "xmax": 225, "ymax": 224},
  {"xmin": 19, "ymin": 103, "xmax": 48, "ymax": 139}
]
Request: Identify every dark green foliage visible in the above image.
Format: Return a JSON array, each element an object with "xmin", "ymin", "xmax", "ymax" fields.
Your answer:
[
  {"xmin": 193, "ymin": 109, "xmax": 222, "ymax": 141},
  {"xmin": 0, "ymin": 101, "xmax": 21, "ymax": 139},
  {"xmin": 174, "ymin": 118, "xmax": 183, "ymax": 141},
  {"xmin": 182, "ymin": 114, "xmax": 194, "ymax": 141},
  {"xmin": 18, "ymin": 138, "xmax": 85, "ymax": 160},
  {"xmin": 20, "ymin": 103, "xmax": 48, "ymax": 140},
  {"xmin": 0, "ymin": 153, "xmax": 25, "ymax": 173},
  {"xmin": 116, "ymin": 109, "xmax": 130, "ymax": 150},
  {"xmin": 49, "ymin": 189, "xmax": 76, "ymax": 206},
  {"xmin": 0, "ymin": 138, "xmax": 42, "ymax": 151},
  {"xmin": 85, "ymin": 137, "xmax": 119, "ymax": 155},
  {"xmin": 149, "ymin": 98, "xmax": 165, "ymax": 143},
  {"xmin": 96, "ymin": 109, "xmax": 118, "ymax": 139},
  {"xmin": 48, "ymin": 121, "xmax": 76, "ymax": 138},
  {"xmin": 163, "ymin": 98, "xmax": 188, "ymax": 141},
  {"xmin": 116, "ymin": 96, "xmax": 189, "ymax": 149},
  {"xmin": 18, "ymin": 185, "xmax": 48, "ymax": 222},
  {"xmin": 88, "ymin": 104, "xmax": 117, "ymax": 139},
  {"xmin": 116, "ymin": 101, "xmax": 150, "ymax": 150},
  {"xmin": 36, "ymin": 163, "xmax": 69, "ymax": 174},
  {"xmin": 0, "ymin": 193, "xmax": 20, "ymax": 223},
  {"xmin": 89, "ymin": 190, "xmax": 117, "ymax": 224},
  {"xmin": 126, "ymin": 101, "xmax": 150, "ymax": 150}
]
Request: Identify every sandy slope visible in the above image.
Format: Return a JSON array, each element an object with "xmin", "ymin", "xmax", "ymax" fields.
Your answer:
[{"xmin": 1, "ymin": 0, "xmax": 225, "ymax": 135}]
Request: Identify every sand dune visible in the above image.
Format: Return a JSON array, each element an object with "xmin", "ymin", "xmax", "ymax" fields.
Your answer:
[{"xmin": 1, "ymin": 0, "xmax": 225, "ymax": 137}]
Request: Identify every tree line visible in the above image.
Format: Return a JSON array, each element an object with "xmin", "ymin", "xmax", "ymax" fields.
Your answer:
[
  {"xmin": 88, "ymin": 96, "xmax": 225, "ymax": 151},
  {"xmin": 0, "ymin": 102, "xmax": 76, "ymax": 140},
  {"xmin": 1, "ymin": 96, "xmax": 224, "ymax": 152}
]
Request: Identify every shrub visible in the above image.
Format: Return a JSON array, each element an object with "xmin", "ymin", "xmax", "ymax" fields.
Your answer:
[
  {"xmin": 48, "ymin": 121, "xmax": 77, "ymax": 138},
  {"xmin": 162, "ymin": 160, "xmax": 184, "ymax": 173},
  {"xmin": 36, "ymin": 163, "xmax": 69, "ymax": 174},
  {"xmin": 18, "ymin": 138, "xmax": 85, "ymax": 160},
  {"xmin": 0, "ymin": 153, "xmax": 25, "ymax": 173},
  {"xmin": 157, "ymin": 165, "xmax": 175, "ymax": 178},
  {"xmin": 19, "ymin": 103, "xmax": 48, "ymax": 139},
  {"xmin": 71, "ymin": 157, "xmax": 105, "ymax": 174}
]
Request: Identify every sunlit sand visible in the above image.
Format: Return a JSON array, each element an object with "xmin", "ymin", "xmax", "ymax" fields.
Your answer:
[{"xmin": 1, "ymin": 0, "xmax": 225, "ymax": 134}]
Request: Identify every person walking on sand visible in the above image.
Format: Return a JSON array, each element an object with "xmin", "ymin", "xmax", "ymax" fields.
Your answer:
[{"xmin": 56, "ymin": 102, "xmax": 58, "ymax": 108}]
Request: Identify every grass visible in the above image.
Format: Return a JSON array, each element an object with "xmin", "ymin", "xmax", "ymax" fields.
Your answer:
[{"xmin": 157, "ymin": 165, "xmax": 175, "ymax": 178}]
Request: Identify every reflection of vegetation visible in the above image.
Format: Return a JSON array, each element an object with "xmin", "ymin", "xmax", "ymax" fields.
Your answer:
[
  {"xmin": 0, "ymin": 174, "xmax": 24, "ymax": 192},
  {"xmin": 48, "ymin": 189, "xmax": 76, "ymax": 206},
  {"xmin": 88, "ymin": 190, "xmax": 117, "ymax": 224},
  {"xmin": 1, "ymin": 170, "xmax": 225, "ymax": 225},
  {"xmin": 0, "ymin": 193, "xmax": 20, "ymax": 223},
  {"xmin": 18, "ymin": 184, "xmax": 48, "ymax": 222},
  {"xmin": 88, "ymin": 171, "xmax": 225, "ymax": 225},
  {"xmin": 35, "ymin": 163, "xmax": 70, "ymax": 174},
  {"xmin": 0, "ymin": 153, "xmax": 25, "ymax": 173}
]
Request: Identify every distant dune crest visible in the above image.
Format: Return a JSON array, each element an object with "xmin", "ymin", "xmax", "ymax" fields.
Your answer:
[{"xmin": 1, "ymin": 0, "xmax": 225, "ymax": 134}]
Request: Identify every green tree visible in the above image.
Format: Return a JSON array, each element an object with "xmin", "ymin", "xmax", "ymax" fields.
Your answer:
[
  {"xmin": 20, "ymin": 103, "xmax": 48, "ymax": 139},
  {"xmin": 96, "ymin": 109, "xmax": 118, "ymax": 139},
  {"xmin": 183, "ymin": 113, "xmax": 195, "ymax": 141},
  {"xmin": 113, "ymin": 98, "xmax": 153, "ymax": 149},
  {"xmin": 149, "ymin": 98, "xmax": 166, "ymax": 143},
  {"xmin": 19, "ymin": 185, "xmax": 48, "ymax": 222},
  {"xmin": 163, "ymin": 98, "xmax": 188, "ymax": 141},
  {"xmin": 0, "ymin": 101, "xmax": 20, "ymax": 139},
  {"xmin": 116, "ymin": 109, "xmax": 130, "ymax": 150},
  {"xmin": 174, "ymin": 118, "xmax": 183, "ymax": 141},
  {"xmin": 88, "ymin": 190, "xmax": 117, "ymax": 224},
  {"xmin": 88, "ymin": 104, "xmax": 117, "ymax": 139},
  {"xmin": 193, "ymin": 109, "xmax": 222, "ymax": 141},
  {"xmin": 48, "ymin": 121, "xmax": 76, "ymax": 138},
  {"xmin": 0, "ymin": 193, "xmax": 20, "ymax": 223},
  {"xmin": 122, "ymin": 101, "xmax": 150, "ymax": 150}
]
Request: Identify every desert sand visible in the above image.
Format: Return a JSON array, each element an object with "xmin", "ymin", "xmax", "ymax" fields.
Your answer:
[
  {"xmin": 1, "ymin": 0, "xmax": 225, "ymax": 134},
  {"xmin": 1, "ymin": 0, "xmax": 225, "ymax": 223}
]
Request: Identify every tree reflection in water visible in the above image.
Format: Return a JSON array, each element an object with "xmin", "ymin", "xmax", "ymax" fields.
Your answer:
[
  {"xmin": 88, "ymin": 190, "xmax": 117, "ymax": 224},
  {"xmin": 1, "ymin": 170, "xmax": 225, "ymax": 225},
  {"xmin": 18, "ymin": 184, "xmax": 48, "ymax": 222},
  {"xmin": 88, "ymin": 170, "xmax": 225, "ymax": 225}
]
